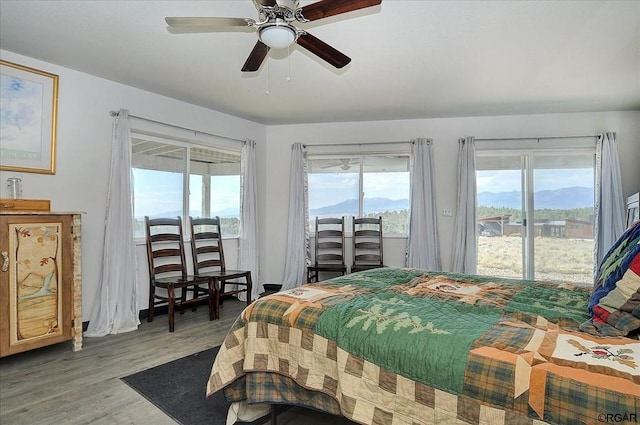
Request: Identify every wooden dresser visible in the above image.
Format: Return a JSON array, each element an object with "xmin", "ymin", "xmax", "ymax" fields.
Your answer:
[{"xmin": 0, "ymin": 211, "xmax": 83, "ymax": 357}]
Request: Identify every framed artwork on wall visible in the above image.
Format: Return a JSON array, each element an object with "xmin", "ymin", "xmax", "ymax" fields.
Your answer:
[{"xmin": 0, "ymin": 60, "xmax": 59, "ymax": 174}]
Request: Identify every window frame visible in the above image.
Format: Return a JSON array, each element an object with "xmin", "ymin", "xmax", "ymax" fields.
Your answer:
[
  {"xmin": 131, "ymin": 131, "xmax": 242, "ymax": 241},
  {"xmin": 475, "ymin": 142, "xmax": 597, "ymax": 283},
  {"xmin": 306, "ymin": 150, "xmax": 411, "ymax": 237}
]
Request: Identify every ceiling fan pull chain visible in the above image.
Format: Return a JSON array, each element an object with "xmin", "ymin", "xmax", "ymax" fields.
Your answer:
[
  {"xmin": 286, "ymin": 45, "xmax": 291, "ymax": 83},
  {"xmin": 265, "ymin": 59, "xmax": 270, "ymax": 95}
]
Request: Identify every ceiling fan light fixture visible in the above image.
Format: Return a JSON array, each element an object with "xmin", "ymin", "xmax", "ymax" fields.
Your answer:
[{"xmin": 258, "ymin": 22, "xmax": 296, "ymax": 49}]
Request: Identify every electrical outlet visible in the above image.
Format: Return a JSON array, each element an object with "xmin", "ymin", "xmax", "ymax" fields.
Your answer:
[{"xmin": 442, "ymin": 208, "xmax": 453, "ymax": 217}]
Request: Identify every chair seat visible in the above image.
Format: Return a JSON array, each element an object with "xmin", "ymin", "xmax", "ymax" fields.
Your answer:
[
  {"xmin": 351, "ymin": 264, "xmax": 386, "ymax": 273},
  {"xmin": 198, "ymin": 270, "xmax": 251, "ymax": 279},
  {"xmin": 153, "ymin": 275, "xmax": 211, "ymax": 288},
  {"xmin": 308, "ymin": 264, "xmax": 347, "ymax": 272}
]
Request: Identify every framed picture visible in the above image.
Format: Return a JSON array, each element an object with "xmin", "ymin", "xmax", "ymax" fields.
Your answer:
[{"xmin": 1, "ymin": 60, "xmax": 59, "ymax": 174}]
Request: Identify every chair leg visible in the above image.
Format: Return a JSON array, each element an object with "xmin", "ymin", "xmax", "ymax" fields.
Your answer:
[
  {"xmin": 245, "ymin": 273, "xmax": 253, "ymax": 306},
  {"xmin": 179, "ymin": 287, "xmax": 186, "ymax": 315},
  {"xmin": 219, "ymin": 281, "xmax": 226, "ymax": 306},
  {"xmin": 148, "ymin": 284, "xmax": 155, "ymax": 323},
  {"xmin": 168, "ymin": 285, "xmax": 176, "ymax": 332},
  {"xmin": 214, "ymin": 279, "xmax": 221, "ymax": 320},
  {"xmin": 192, "ymin": 284, "xmax": 199, "ymax": 312},
  {"xmin": 208, "ymin": 279, "xmax": 216, "ymax": 321}
]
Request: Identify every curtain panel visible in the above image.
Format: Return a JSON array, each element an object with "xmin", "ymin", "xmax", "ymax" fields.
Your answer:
[
  {"xmin": 238, "ymin": 139, "xmax": 262, "ymax": 301},
  {"xmin": 85, "ymin": 109, "xmax": 139, "ymax": 337},
  {"xmin": 452, "ymin": 136, "xmax": 477, "ymax": 274},
  {"xmin": 594, "ymin": 132, "xmax": 626, "ymax": 267},
  {"xmin": 406, "ymin": 138, "xmax": 441, "ymax": 270},
  {"xmin": 282, "ymin": 143, "xmax": 310, "ymax": 290}
]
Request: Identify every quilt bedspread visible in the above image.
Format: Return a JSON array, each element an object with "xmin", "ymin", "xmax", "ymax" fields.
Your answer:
[
  {"xmin": 581, "ymin": 221, "xmax": 640, "ymax": 338},
  {"xmin": 207, "ymin": 268, "xmax": 640, "ymax": 425}
]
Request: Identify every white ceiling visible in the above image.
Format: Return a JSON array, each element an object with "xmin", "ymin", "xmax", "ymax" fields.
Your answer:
[{"xmin": 1, "ymin": 0, "xmax": 638, "ymax": 125}]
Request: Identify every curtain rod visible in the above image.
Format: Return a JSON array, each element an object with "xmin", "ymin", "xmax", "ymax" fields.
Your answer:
[
  {"xmin": 303, "ymin": 140, "xmax": 420, "ymax": 148},
  {"xmin": 109, "ymin": 110, "xmax": 244, "ymax": 143},
  {"xmin": 474, "ymin": 135, "xmax": 598, "ymax": 142}
]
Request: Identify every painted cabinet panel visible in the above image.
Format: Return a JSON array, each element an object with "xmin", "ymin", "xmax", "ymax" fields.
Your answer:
[{"xmin": 0, "ymin": 213, "xmax": 82, "ymax": 357}]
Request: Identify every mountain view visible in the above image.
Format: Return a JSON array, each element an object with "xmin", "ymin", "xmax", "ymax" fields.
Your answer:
[
  {"xmin": 477, "ymin": 186, "xmax": 594, "ymax": 209},
  {"xmin": 310, "ymin": 197, "xmax": 409, "ymax": 215},
  {"xmin": 309, "ymin": 187, "xmax": 593, "ymax": 215}
]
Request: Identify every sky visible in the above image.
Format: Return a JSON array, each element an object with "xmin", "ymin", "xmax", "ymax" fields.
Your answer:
[
  {"xmin": 476, "ymin": 168, "xmax": 594, "ymax": 193},
  {"xmin": 132, "ymin": 169, "xmax": 239, "ymax": 217},
  {"xmin": 308, "ymin": 172, "xmax": 410, "ymax": 209}
]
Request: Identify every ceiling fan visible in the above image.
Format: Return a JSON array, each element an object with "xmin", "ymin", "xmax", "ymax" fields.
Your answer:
[
  {"xmin": 321, "ymin": 158, "xmax": 355, "ymax": 170},
  {"xmin": 165, "ymin": 0, "xmax": 382, "ymax": 72}
]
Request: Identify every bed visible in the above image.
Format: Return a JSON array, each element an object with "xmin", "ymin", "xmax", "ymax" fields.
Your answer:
[{"xmin": 207, "ymin": 222, "xmax": 640, "ymax": 425}]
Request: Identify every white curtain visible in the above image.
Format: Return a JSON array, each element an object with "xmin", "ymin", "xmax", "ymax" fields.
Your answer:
[
  {"xmin": 238, "ymin": 139, "xmax": 262, "ymax": 301},
  {"xmin": 594, "ymin": 132, "xmax": 626, "ymax": 266},
  {"xmin": 452, "ymin": 137, "xmax": 477, "ymax": 274},
  {"xmin": 406, "ymin": 138, "xmax": 441, "ymax": 270},
  {"xmin": 281, "ymin": 143, "xmax": 309, "ymax": 290},
  {"xmin": 85, "ymin": 109, "xmax": 139, "ymax": 336}
]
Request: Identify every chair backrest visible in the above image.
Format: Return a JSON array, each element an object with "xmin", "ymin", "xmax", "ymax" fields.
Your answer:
[
  {"xmin": 145, "ymin": 216, "xmax": 188, "ymax": 281},
  {"xmin": 189, "ymin": 216, "xmax": 226, "ymax": 275},
  {"xmin": 352, "ymin": 216, "xmax": 383, "ymax": 268},
  {"xmin": 314, "ymin": 217, "xmax": 346, "ymax": 266}
]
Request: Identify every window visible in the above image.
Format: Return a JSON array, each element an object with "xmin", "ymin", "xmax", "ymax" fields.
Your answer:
[
  {"xmin": 132, "ymin": 136, "xmax": 241, "ymax": 238},
  {"xmin": 476, "ymin": 146, "xmax": 596, "ymax": 285},
  {"xmin": 307, "ymin": 154, "xmax": 410, "ymax": 236}
]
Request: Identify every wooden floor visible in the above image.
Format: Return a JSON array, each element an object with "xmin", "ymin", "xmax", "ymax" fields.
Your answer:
[{"xmin": 0, "ymin": 299, "xmax": 247, "ymax": 425}]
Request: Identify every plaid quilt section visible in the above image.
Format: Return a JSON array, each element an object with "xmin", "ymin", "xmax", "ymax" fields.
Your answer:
[
  {"xmin": 463, "ymin": 318, "xmax": 640, "ymax": 425},
  {"xmin": 207, "ymin": 269, "xmax": 639, "ymax": 425},
  {"xmin": 208, "ymin": 319, "xmax": 552, "ymax": 425}
]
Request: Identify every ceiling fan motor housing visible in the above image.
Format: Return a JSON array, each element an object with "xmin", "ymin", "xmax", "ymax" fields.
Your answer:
[{"xmin": 257, "ymin": 0, "xmax": 303, "ymax": 23}]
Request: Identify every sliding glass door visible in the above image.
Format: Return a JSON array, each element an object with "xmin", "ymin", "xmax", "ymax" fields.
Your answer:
[
  {"xmin": 476, "ymin": 155, "xmax": 525, "ymax": 279},
  {"xmin": 531, "ymin": 153, "xmax": 595, "ymax": 283},
  {"xmin": 476, "ymin": 150, "xmax": 595, "ymax": 284}
]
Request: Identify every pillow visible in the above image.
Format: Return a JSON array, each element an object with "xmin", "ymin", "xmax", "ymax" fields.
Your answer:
[{"xmin": 581, "ymin": 221, "xmax": 640, "ymax": 337}]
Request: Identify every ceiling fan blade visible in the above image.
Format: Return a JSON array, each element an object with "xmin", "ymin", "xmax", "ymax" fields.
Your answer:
[
  {"xmin": 296, "ymin": 32, "xmax": 351, "ymax": 69},
  {"xmin": 242, "ymin": 41, "xmax": 270, "ymax": 72},
  {"xmin": 165, "ymin": 17, "xmax": 255, "ymax": 29},
  {"xmin": 300, "ymin": 0, "xmax": 382, "ymax": 22}
]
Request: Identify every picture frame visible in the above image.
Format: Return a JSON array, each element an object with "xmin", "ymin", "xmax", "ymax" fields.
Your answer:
[{"xmin": 1, "ymin": 60, "xmax": 59, "ymax": 174}]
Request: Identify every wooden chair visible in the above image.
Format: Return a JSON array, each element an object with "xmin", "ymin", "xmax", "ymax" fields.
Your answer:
[
  {"xmin": 307, "ymin": 217, "xmax": 347, "ymax": 282},
  {"xmin": 352, "ymin": 216, "xmax": 384, "ymax": 273},
  {"xmin": 144, "ymin": 216, "xmax": 216, "ymax": 332},
  {"xmin": 189, "ymin": 217, "xmax": 253, "ymax": 318}
]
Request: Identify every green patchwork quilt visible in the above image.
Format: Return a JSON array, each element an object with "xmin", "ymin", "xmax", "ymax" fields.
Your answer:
[{"xmin": 208, "ymin": 268, "xmax": 640, "ymax": 425}]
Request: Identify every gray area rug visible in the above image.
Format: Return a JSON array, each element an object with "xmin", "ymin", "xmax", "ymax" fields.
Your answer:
[
  {"xmin": 122, "ymin": 346, "xmax": 266, "ymax": 425},
  {"xmin": 122, "ymin": 346, "xmax": 358, "ymax": 425}
]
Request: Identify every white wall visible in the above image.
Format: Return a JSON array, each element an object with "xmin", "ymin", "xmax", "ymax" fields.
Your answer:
[
  {"xmin": 0, "ymin": 50, "xmax": 265, "ymax": 321},
  {"xmin": 3, "ymin": 50, "xmax": 639, "ymax": 321},
  {"xmin": 263, "ymin": 112, "xmax": 640, "ymax": 284}
]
